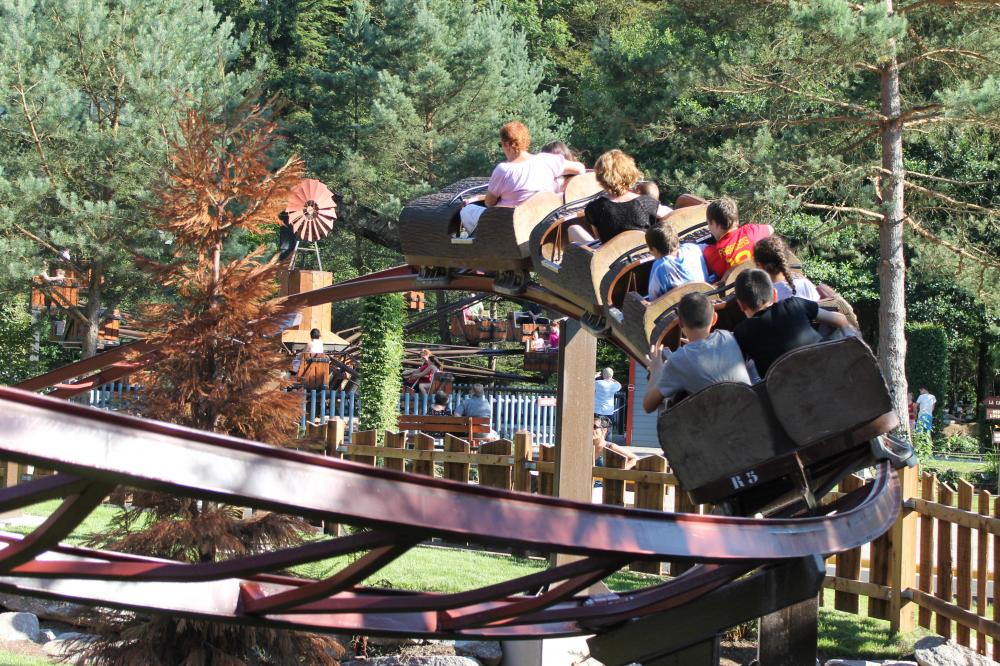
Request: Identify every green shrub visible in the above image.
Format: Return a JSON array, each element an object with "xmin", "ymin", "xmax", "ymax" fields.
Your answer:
[
  {"xmin": 357, "ymin": 293, "xmax": 405, "ymax": 443},
  {"xmin": 941, "ymin": 433, "xmax": 980, "ymax": 455},
  {"xmin": 912, "ymin": 430, "xmax": 934, "ymax": 461},
  {"xmin": 905, "ymin": 323, "xmax": 949, "ymax": 435}
]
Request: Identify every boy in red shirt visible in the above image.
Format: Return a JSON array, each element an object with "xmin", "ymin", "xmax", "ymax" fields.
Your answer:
[{"xmin": 702, "ymin": 197, "xmax": 773, "ymax": 280}]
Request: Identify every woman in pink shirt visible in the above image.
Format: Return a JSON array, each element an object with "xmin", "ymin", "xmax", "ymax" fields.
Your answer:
[{"xmin": 460, "ymin": 122, "xmax": 586, "ymax": 236}]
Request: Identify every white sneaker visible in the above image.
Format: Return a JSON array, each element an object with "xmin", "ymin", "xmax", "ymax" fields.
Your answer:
[{"xmin": 459, "ymin": 230, "xmax": 469, "ymax": 239}]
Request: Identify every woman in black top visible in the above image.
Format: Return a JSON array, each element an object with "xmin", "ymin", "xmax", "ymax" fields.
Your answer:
[{"xmin": 568, "ymin": 149, "xmax": 672, "ymax": 244}]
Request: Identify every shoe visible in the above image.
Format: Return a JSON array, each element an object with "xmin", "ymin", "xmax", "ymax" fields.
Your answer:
[{"xmin": 459, "ymin": 230, "xmax": 470, "ymax": 239}]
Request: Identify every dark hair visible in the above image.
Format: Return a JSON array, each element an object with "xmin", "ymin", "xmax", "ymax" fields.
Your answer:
[
  {"xmin": 310, "ymin": 328, "xmax": 321, "ymax": 340},
  {"xmin": 677, "ymin": 293, "xmax": 714, "ymax": 330},
  {"xmin": 706, "ymin": 197, "xmax": 739, "ymax": 231},
  {"xmin": 645, "ymin": 223, "xmax": 679, "ymax": 256},
  {"xmin": 434, "ymin": 391, "xmax": 449, "ymax": 406},
  {"xmin": 540, "ymin": 140, "xmax": 575, "ymax": 161},
  {"xmin": 754, "ymin": 236, "xmax": 796, "ymax": 295},
  {"xmin": 635, "ymin": 181, "xmax": 660, "ymax": 201},
  {"xmin": 735, "ymin": 268, "xmax": 774, "ymax": 312},
  {"xmin": 593, "ymin": 416, "xmax": 611, "ymax": 430},
  {"xmin": 430, "ymin": 355, "xmax": 444, "ymax": 370}
]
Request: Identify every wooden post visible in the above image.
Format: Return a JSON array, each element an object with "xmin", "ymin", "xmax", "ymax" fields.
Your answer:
[
  {"xmin": 600, "ymin": 449, "xmax": 626, "ymax": 507},
  {"xmin": 513, "ymin": 431, "xmax": 533, "ymax": 493},
  {"xmin": 977, "ymin": 488, "xmax": 991, "ymax": 655},
  {"xmin": 758, "ymin": 598, "xmax": 818, "ymax": 666},
  {"xmin": 889, "ymin": 464, "xmax": 919, "ymax": 633},
  {"xmin": 672, "ymin": 491, "xmax": 700, "ymax": 578},
  {"xmin": 632, "ymin": 455, "xmax": 667, "ymax": 575},
  {"xmin": 835, "ymin": 474, "xmax": 864, "ymax": 614},
  {"xmin": 4, "ymin": 462, "xmax": 18, "ymax": 488},
  {"xmin": 479, "ymin": 439, "xmax": 513, "ymax": 490},
  {"xmin": 382, "ymin": 431, "xmax": 405, "ymax": 473},
  {"xmin": 955, "ymin": 479, "xmax": 974, "ymax": 646},
  {"xmin": 936, "ymin": 482, "xmax": 955, "ymax": 639},
  {"xmin": 351, "ymin": 429, "xmax": 377, "ymax": 466},
  {"xmin": 917, "ymin": 472, "xmax": 935, "ymax": 629},
  {"xmin": 538, "ymin": 445, "xmax": 555, "ymax": 496},
  {"xmin": 552, "ymin": 318, "xmax": 597, "ymax": 505},
  {"xmin": 324, "ymin": 418, "xmax": 346, "ymax": 536},
  {"xmin": 993, "ymin": 496, "xmax": 1000, "ymax": 661},
  {"xmin": 444, "ymin": 434, "xmax": 470, "ymax": 483},
  {"xmin": 412, "ymin": 433, "xmax": 435, "ymax": 477}
]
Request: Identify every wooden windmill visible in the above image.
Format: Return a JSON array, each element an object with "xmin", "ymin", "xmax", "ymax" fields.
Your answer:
[{"xmin": 283, "ymin": 178, "xmax": 337, "ymax": 270}]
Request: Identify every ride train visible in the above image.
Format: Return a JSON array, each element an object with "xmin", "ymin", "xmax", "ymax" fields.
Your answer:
[{"xmin": 399, "ymin": 172, "xmax": 914, "ymax": 515}]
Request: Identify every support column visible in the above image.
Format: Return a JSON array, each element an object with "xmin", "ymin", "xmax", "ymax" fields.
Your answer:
[
  {"xmin": 889, "ymin": 465, "xmax": 918, "ymax": 633},
  {"xmin": 553, "ymin": 319, "xmax": 596, "ymax": 568},
  {"xmin": 758, "ymin": 597, "xmax": 818, "ymax": 666}
]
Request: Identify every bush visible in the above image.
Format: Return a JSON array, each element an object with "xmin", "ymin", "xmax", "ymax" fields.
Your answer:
[
  {"xmin": 912, "ymin": 430, "xmax": 934, "ymax": 461},
  {"xmin": 941, "ymin": 433, "xmax": 980, "ymax": 455},
  {"xmin": 357, "ymin": 293, "xmax": 405, "ymax": 443}
]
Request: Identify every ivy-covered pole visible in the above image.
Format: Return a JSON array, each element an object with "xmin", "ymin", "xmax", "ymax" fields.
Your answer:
[{"xmin": 357, "ymin": 293, "xmax": 405, "ymax": 442}]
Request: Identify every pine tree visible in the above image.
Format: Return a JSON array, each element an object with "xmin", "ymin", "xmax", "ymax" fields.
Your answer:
[
  {"xmin": 82, "ymin": 103, "xmax": 343, "ymax": 665},
  {"xmin": 0, "ymin": 0, "xmax": 252, "ymax": 357},
  {"xmin": 307, "ymin": 0, "xmax": 569, "ymax": 247}
]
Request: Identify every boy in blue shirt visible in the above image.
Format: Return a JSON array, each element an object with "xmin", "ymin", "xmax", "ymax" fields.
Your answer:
[{"xmin": 645, "ymin": 223, "xmax": 709, "ymax": 300}]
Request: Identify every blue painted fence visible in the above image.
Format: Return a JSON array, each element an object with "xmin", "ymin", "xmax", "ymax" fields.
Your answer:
[{"xmin": 76, "ymin": 382, "xmax": 627, "ymax": 445}]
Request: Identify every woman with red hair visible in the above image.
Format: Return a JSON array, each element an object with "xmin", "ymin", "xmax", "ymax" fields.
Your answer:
[{"xmin": 460, "ymin": 122, "xmax": 586, "ymax": 236}]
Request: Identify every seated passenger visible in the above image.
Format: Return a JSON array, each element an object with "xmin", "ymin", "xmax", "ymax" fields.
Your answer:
[
  {"xmin": 540, "ymin": 141, "xmax": 579, "ymax": 193},
  {"xmin": 645, "ymin": 223, "xmax": 709, "ymax": 299},
  {"xmin": 405, "ymin": 348, "xmax": 439, "ymax": 396},
  {"xmin": 460, "ymin": 122, "xmax": 586, "ymax": 236},
  {"xmin": 567, "ymin": 150, "xmax": 672, "ymax": 245},
  {"xmin": 634, "ymin": 180, "xmax": 659, "ymax": 201},
  {"xmin": 307, "ymin": 327, "xmax": 324, "ymax": 354},
  {"xmin": 593, "ymin": 416, "xmax": 637, "ymax": 470},
  {"xmin": 733, "ymin": 269, "xmax": 853, "ymax": 377},
  {"xmin": 529, "ymin": 329, "xmax": 546, "ymax": 352},
  {"xmin": 430, "ymin": 390, "xmax": 452, "ymax": 416},
  {"xmin": 702, "ymin": 197, "xmax": 773, "ymax": 281},
  {"xmin": 753, "ymin": 236, "xmax": 820, "ymax": 302},
  {"xmin": 642, "ymin": 293, "xmax": 751, "ymax": 413},
  {"xmin": 548, "ymin": 325, "xmax": 560, "ymax": 349},
  {"xmin": 455, "ymin": 383, "xmax": 493, "ymax": 419}
]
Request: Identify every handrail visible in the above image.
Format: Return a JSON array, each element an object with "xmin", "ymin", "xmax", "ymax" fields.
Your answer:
[{"xmin": 447, "ymin": 184, "xmax": 489, "ymax": 206}]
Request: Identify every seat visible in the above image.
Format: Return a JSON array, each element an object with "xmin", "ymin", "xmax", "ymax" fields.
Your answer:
[{"xmin": 297, "ymin": 353, "xmax": 331, "ymax": 390}]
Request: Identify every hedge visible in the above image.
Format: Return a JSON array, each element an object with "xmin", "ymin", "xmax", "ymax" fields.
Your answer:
[
  {"xmin": 357, "ymin": 293, "xmax": 405, "ymax": 443},
  {"xmin": 905, "ymin": 322, "xmax": 949, "ymax": 436}
]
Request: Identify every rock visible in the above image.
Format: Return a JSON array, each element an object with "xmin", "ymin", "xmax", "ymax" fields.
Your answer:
[
  {"xmin": 344, "ymin": 657, "xmax": 481, "ymax": 666},
  {"xmin": 0, "ymin": 611, "xmax": 39, "ymax": 642},
  {"xmin": 826, "ymin": 661, "xmax": 917, "ymax": 666},
  {"xmin": 40, "ymin": 628, "xmax": 57, "ymax": 643},
  {"xmin": 0, "ymin": 592, "xmax": 99, "ymax": 626},
  {"xmin": 915, "ymin": 636, "xmax": 992, "ymax": 666},
  {"xmin": 455, "ymin": 640, "xmax": 502, "ymax": 666}
]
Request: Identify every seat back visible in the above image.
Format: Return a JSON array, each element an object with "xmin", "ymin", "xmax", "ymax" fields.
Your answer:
[
  {"xmin": 663, "ymin": 204, "xmax": 709, "ymax": 240},
  {"xmin": 764, "ymin": 337, "xmax": 896, "ymax": 449},
  {"xmin": 563, "ymin": 172, "xmax": 603, "ymax": 202},
  {"xmin": 657, "ymin": 382, "xmax": 796, "ymax": 492}
]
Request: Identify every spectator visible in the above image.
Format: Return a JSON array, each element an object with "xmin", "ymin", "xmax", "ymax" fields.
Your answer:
[
  {"xmin": 753, "ymin": 236, "xmax": 820, "ymax": 302},
  {"xmin": 643, "ymin": 292, "xmax": 751, "ymax": 412},
  {"xmin": 430, "ymin": 390, "xmax": 452, "ymax": 416},
  {"xmin": 455, "ymin": 384, "xmax": 493, "ymax": 433},
  {"xmin": 460, "ymin": 122, "xmax": 586, "ymax": 236},
  {"xmin": 307, "ymin": 327, "xmax": 324, "ymax": 354},
  {"xmin": 702, "ymin": 197, "xmax": 773, "ymax": 281},
  {"xmin": 593, "ymin": 416, "xmax": 637, "ymax": 470},
  {"xmin": 567, "ymin": 150, "xmax": 672, "ymax": 244},
  {"xmin": 594, "ymin": 368, "xmax": 622, "ymax": 419},
  {"xmin": 732, "ymin": 269, "xmax": 853, "ymax": 378},
  {"xmin": 916, "ymin": 387, "xmax": 937, "ymax": 433},
  {"xmin": 645, "ymin": 223, "xmax": 709, "ymax": 299}
]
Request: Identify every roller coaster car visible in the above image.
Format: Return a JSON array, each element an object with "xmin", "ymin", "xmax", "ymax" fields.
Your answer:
[
  {"xmin": 530, "ymin": 193, "xmax": 707, "ymax": 336},
  {"xmin": 399, "ymin": 174, "xmax": 600, "ymax": 295},
  {"xmin": 524, "ymin": 350, "xmax": 558, "ymax": 377},
  {"xmin": 508, "ymin": 311, "xmax": 553, "ymax": 341},
  {"xmin": 449, "ymin": 314, "xmax": 508, "ymax": 345},
  {"xmin": 658, "ymin": 337, "xmax": 912, "ymax": 516}
]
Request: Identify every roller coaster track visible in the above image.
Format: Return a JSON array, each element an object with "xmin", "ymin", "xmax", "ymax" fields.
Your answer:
[
  {"xmin": 15, "ymin": 264, "xmax": 621, "ymax": 398},
  {"xmin": 5, "ymin": 263, "xmax": 907, "ymax": 662},
  {"xmin": 0, "ymin": 387, "xmax": 897, "ymax": 649}
]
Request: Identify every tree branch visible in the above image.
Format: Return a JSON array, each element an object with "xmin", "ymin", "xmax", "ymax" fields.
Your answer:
[
  {"xmin": 899, "ymin": 0, "xmax": 1000, "ymax": 13},
  {"xmin": 801, "ymin": 202, "xmax": 884, "ymax": 220},
  {"xmin": 899, "ymin": 48, "xmax": 997, "ymax": 69}
]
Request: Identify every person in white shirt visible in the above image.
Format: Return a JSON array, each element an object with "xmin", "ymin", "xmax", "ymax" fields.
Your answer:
[
  {"xmin": 915, "ymin": 386, "xmax": 937, "ymax": 433},
  {"xmin": 594, "ymin": 368, "xmax": 622, "ymax": 418},
  {"xmin": 307, "ymin": 328, "xmax": 324, "ymax": 354}
]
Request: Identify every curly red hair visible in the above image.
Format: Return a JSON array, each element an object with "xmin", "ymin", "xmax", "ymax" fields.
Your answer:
[{"xmin": 500, "ymin": 121, "xmax": 531, "ymax": 152}]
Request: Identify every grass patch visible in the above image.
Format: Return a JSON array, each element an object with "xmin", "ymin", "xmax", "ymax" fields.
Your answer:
[
  {"xmin": 0, "ymin": 650, "xmax": 54, "ymax": 666},
  {"xmin": 818, "ymin": 590, "xmax": 933, "ymax": 659},
  {"xmin": 2, "ymin": 499, "xmax": 118, "ymax": 546}
]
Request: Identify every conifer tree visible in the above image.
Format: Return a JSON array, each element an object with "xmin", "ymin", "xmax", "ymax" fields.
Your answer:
[
  {"xmin": 83, "ymin": 103, "xmax": 343, "ymax": 665},
  {"xmin": 307, "ymin": 0, "xmax": 569, "ymax": 247},
  {"xmin": 0, "ymin": 0, "xmax": 251, "ymax": 357}
]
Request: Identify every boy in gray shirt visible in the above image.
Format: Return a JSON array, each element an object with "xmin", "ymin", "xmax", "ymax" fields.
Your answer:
[{"xmin": 642, "ymin": 292, "xmax": 751, "ymax": 413}]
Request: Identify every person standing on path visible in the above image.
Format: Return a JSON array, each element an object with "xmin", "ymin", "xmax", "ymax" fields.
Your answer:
[
  {"xmin": 916, "ymin": 386, "xmax": 937, "ymax": 433},
  {"xmin": 594, "ymin": 368, "xmax": 622, "ymax": 421}
]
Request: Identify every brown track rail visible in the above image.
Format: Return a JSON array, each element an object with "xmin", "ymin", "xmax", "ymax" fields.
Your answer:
[{"xmin": 0, "ymin": 386, "xmax": 899, "ymax": 639}]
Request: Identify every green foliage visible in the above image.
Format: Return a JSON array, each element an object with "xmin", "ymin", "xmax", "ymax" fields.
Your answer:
[
  {"xmin": 906, "ymin": 323, "xmax": 949, "ymax": 433},
  {"xmin": 941, "ymin": 433, "xmax": 980, "ymax": 455},
  {"xmin": 0, "ymin": 0, "xmax": 253, "ymax": 355},
  {"xmin": 911, "ymin": 430, "xmax": 933, "ymax": 462},
  {"xmin": 357, "ymin": 293, "xmax": 405, "ymax": 440},
  {"xmin": 0, "ymin": 294, "xmax": 64, "ymax": 384}
]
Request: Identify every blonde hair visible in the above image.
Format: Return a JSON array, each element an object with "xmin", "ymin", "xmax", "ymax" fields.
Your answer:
[
  {"xmin": 595, "ymin": 149, "xmax": 643, "ymax": 197},
  {"xmin": 500, "ymin": 121, "xmax": 531, "ymax": 152}
]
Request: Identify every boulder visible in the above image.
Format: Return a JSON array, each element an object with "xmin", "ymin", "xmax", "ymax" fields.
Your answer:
[
  {"xmin": 826, "ymin": 661, "xmax": 917, "ymax": 666},
  {"xmin": 0, "ymin": 592, "xmax": 99, "ymax": 626},
  {"xmin": 915, "ymin": 636, "xmax": 993, "ymax": 666},
  {"xmin": 0, "ymin": 611, "xmax": 39, "ymax": 642},
  {"xmin": 344, "ymin": 657, "xmax": 481, "ymax": 666},
  {"xmin": 455, "ymin": 640, "xmax": 502, "ymax": 666}
]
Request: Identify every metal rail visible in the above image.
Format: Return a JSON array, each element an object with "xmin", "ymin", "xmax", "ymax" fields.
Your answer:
[{"xmin": 0, "ymin": 386, "xmax": 899, "ymax": 640}]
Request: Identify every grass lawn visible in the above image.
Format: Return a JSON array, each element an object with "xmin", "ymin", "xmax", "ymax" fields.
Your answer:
[
  {"xmin": 0, "ymin": 500, "xmax": 945, "ymax": 662},
  {"xmin": 0, "ymin": 651, "xmax": 52, "ymax": 666}
]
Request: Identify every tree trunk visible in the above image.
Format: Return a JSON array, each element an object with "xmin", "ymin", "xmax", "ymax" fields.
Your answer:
[
  {"xmin": 877, "ymin": 2, "xmax": 910, "ymax": 434},
  {"xmin": 977, "ymin": 336, "xmax": 993, "ymax": 406},
  {"xmin": 82, "ymin": 265, "xmax": 103, "ymax": 359}
]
